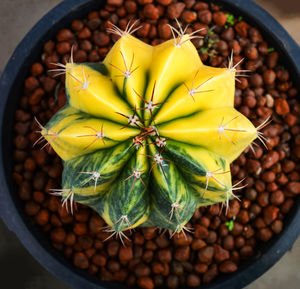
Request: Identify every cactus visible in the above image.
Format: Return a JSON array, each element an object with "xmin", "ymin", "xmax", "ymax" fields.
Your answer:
[{"xmin": 39, "ymin": 21, "xmax": 266, "ymax": 238}]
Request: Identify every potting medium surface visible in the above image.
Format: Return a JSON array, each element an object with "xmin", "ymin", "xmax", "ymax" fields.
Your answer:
[{"xmin": 0, "ymin": 0, "xmax": 300, "ymax": 289}]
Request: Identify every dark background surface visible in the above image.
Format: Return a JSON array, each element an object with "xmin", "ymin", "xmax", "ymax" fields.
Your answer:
[{"xmin": 0, "ymin": 0, "xmax": 299, "ymax": 288}]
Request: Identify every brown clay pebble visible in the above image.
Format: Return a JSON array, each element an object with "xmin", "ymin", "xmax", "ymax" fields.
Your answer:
[
  {"xmin": 223, "ymin": 235, "xmax": 234, "ymax": 251},
  {"xmin": 157, "ymin": 0, "xmax": 172, "ymax": 6},
  {"xmin": 73, "ymin": 252, "xmax": 89, "ymax": 269},
  {"xmin": 198, "ymin": 9, "xmax": 212, "ymax": 24},
  {"xmin": 182, "ymin": 11, "xmax": 197, "ymax": 23},
  {"xmin": 24, "ymin": 201, "xmax": 40, "ymax": 216},
  {"xmin": 144, "ymin": 4, "xmax": 160, "ymax": 20},
  {"xmin": 137, "ymin": 276, "xmax": 154, "ymax": 289},
  {"xmin": 258, "ymin": 227, "xmax": 273, "ymax": 242},
  {"xmin": 271, "ymin": 220, "xmax": 283, "ymax": 234},
  {"xmin": 152, "ymin": 262, "xmax": 164, "ymax": 274},
  {"xmin": 119, "ymin": 246, "xmax": 133, "ymax": 261},
  {"xmin": 195, "ymin": 263, "xmax": 208, "ymax": 274},
  {"xmin": 93, "ymin": 32, "xmax": 110, "ymax": 47},
  {"xmin": 107, "ymin": 260, "xmax": 120, "ymax": 273},
  {"xmin": 166, "ymin": 275, "xmax": 179, "ymax": 289},
  {"xmin": 240, "ymin": 246, "xmax": 254, "ymax": 259},
  {"xmin": 89, "ymin": 215, "xmax": 103, "ymax": 233},
  {"xmin": 263, "ymin": 69, "xmax": 276, "ymax": 84},
  {"xmin": 186, "ymin": 274, "xmax": 201, "ymax": 287},
  {"xmin": 263, "ymin": 206, "xmax": 279, "ymax": 225},
  {"xmin": 31, "ymin": 63, "xmax": 44, "ymax": 76},
  {"xmin": 213, "ymin": 11, "xmax": 227, "ymax": 26},
  {"xmin": 219, "ymin": 260, "xmax": 238, "ymax": 273},
  {"xmin": 287, "ymin": 182, "xmax": 300, "ymax": 194},
  {"xmin": 35, "ymin": 209, "xmax": 50, "ymax": 226},
  {"xmin": 56, "ymin": 29, "xmax": 73, "ymax": 41},
  {"xmin": 167, "ymin": 3, "xmax": 186, "ymax": 19},
  {"xmin": 158, "ymin": 249, "xmax": 172, "ymax": 263},
  {"xmin": 198, "ymin": 246, "xmax": 214, "ymax": 263},
  {"xmin": 194, "ymin": 225, "xmax": 209, "ymax": 239},
  {"xmin": 73, "ymin": 223, "xmax": 88, "ymax": 235},
  {"xmin": 135, "ymin": 263, "xmax": 151, "ymax": 277},
  {"xmin": 174, "ymin": 246, "xmax": 190, "ymax": 262},
  {"xmin": 92, "ymin": 254, "xmax": 106, "ymax": 267},
  {"xmin": 275, "ymin": 98, "xmax": 290, "ymax": 115},
  {"xmin": 214, "ymin": 245, "xmax": 230, "ymax": 263}
]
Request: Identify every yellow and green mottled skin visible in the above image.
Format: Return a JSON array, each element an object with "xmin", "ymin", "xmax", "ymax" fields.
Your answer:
[{"xmin": 43, "ymin": 32, "xmax": 257, "ymax": 233}]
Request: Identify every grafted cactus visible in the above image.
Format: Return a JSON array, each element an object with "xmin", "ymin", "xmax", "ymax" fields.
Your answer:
[{"xmin": 40, "ymin": 22, "xmax": 264, "ymax": 238}]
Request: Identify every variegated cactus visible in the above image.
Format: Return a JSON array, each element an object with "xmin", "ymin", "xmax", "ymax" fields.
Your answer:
[{"xmin": 38, "ymin": 21, "xmax": 267, "ymax": 239}]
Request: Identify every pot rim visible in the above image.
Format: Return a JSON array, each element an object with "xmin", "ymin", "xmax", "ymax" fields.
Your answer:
[{"xmin": 0, "ymin": 1, "xmax": 299, "ymax": 289}]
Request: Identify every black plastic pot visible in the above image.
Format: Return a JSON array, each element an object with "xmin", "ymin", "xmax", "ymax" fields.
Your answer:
[{"xmin": 0, "ymin": 0, "xmax": 299, "ymax": 288}]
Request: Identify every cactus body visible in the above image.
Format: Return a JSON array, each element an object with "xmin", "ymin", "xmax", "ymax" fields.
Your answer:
[{"xmin": 44, "ymin": 31, "xmax": 257, "ymax": 234}]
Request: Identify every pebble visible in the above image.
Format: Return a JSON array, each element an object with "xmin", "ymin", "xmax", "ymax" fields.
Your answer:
[
  {"xmin": 51, "ymin": 227, "xmax": 66, "ymax": 243},
  {"xmin": 144, "ymin": 4, "xmax": 160, "ymax": 20},
  {"xmin": 214, "ymin": 244, "xmax": 230, "ymax": 263},
  {"xmin": 24, "ymin": 201, "xmax": 40, "ymax": 216},
  {"xmin": 35, "ymin": 209, "xmax": 50, "ymax": 226},
  {"xmin": 257, "ymin": 227, "xmax": 273, "ymax": 242},
  {"xmin": 198, "ymin": 9, "xmax": 212, "ymax": 24},
  {"xmin": 262, "ymin": 151, "xmax": 280, "ymax": 169},
  {"xmin": 158, "ymin": 23, "xmax": 172, "ymax": 39},
  {"xmin": 287, "ymin": 182, "xmax": 300, "ymax": 194},
  {"xmin": 73, "ymin": 252, "xmax": 89, "ymax": 269},
  {"xmin": 56, "ymin": 29, "xmax": 73, "ymax": 41},
  {"xmin": 93, "ymin": 32, "xmax": 110, "ymax": 47},
  {"xmin": 263, "ymin": 206, "xmax": 279, "ymax": 225},
  {"xmin": 135, "ymin": 263, "xmax": 151, "ymax": 277},
  {"xmin": 263, "ymin": 69, "xmax": 276, "ymax": 84},
  {"xmin": 119, "ymin": 246, "xmax": 133, "ymax": 261},
  {"xmin": 174, "ymin": 246, "xmax": 190, "ymax": 262},
  {"xmin": 275, "ymin": 98, "xmax": 290, "ymax": 115},
  {"xmin": 223, "ymin": 235, "xmax": 234, "ymax": 251},
  {"xmin": 152, "ymin": 262, "xmax": 165, "ymax": 274},
  {"xmin": 198, "ymin": 246, "xmax": 214, "ymax": 263},
  {"xmin": 166, "ymin": 275, "xmax": 179, "ymax": 289},
  {"xmin": 137, "ymin": 276, "xmax": 154, "ymax": 289},
  {"xmin": 219, "ymin": 260, "xmax": 237, "ymax": 273},
  {"xmin": 187, "ymin": 274, "xmax": 201, "ymax": 287},
  {"xmin": 195, "ymin": 263, "xmax": 208, "ymax": 274},
  {"xmin": 92, "ymin": 254, "xmax": 106, "ymax": 267},
  {"xmin": 73, "ymin": 223, "xmax": 88, "ymax": 236},
  {"xmin": 31, "ymin": 63, "xmax": 44, "ymax": 76},
  {"xmin": 167, "ymin": 3, "xmax": 186, "ymax": 19},
  {"xmin": 182, "ymin": 11, "xmax": 197, "ymax": 23},
  {"xmin": 212, "ymin": 11, "xmax": 227, "ymax": 26},
  {"xmin": 158, "ymin": 249, "xmax": 172, "ymax": 263},
  {"xmin": 235, "ymin": 21, "xmax": 250, "ymax": 37},
  {"xmin": 203, "ymin": 264, "xmax": 218, "ymax": 283},
  {"xmin": 271, "ymin": 220, "xmax": 283, "ymax": 234}
]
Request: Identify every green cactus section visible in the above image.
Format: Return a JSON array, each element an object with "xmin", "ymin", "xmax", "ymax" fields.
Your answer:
[{"xmin": 43, "ymin": 30, "xmax": 258, "ymax": 234}]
